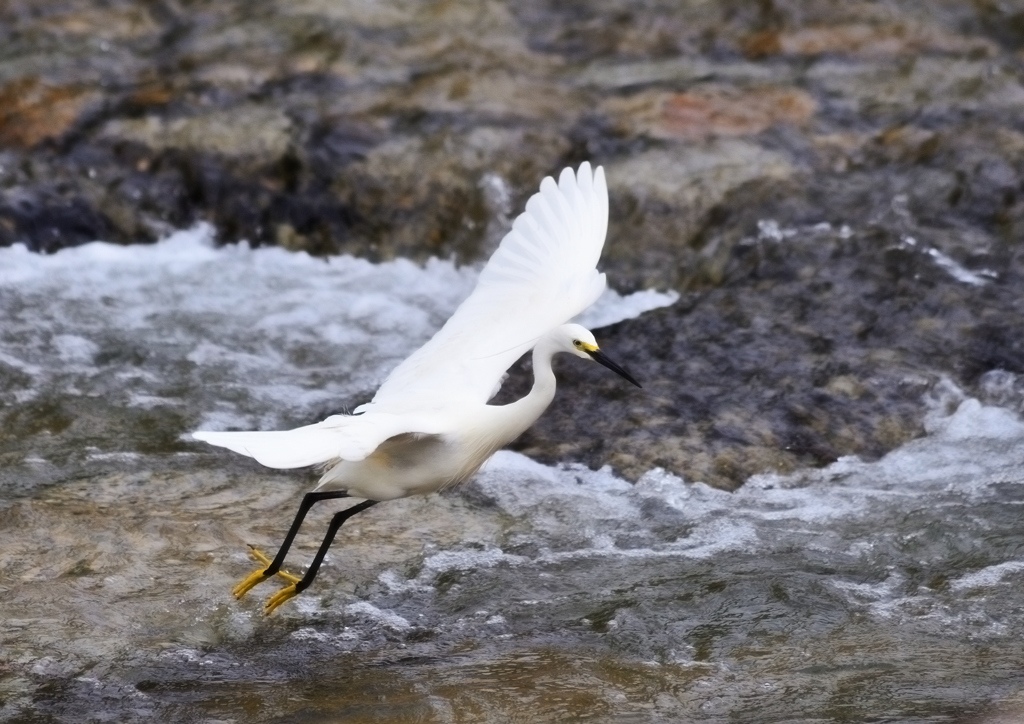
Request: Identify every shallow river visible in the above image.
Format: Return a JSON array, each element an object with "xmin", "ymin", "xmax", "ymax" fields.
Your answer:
[{"xmin": 2, "ymin": 230, "xmax": 1024, "ymax": 722}]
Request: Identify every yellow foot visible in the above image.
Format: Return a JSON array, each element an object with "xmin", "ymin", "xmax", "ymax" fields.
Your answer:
[
  {"xmin": 247, "ymin": 546, "xmax": 302, "ymax": 584},
  {"xmin": 232, "ymin": 567, "xmax": 271, "ymax": 599},
  {"xmin": 264, "ymin": 583, "xmax": 299, "ymax": 615},
  {"xmin": 231, "ymin": 546, "xmax": 301, "ymax": 599}
]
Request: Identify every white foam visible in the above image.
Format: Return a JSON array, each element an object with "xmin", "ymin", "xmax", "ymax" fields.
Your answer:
[
  {"xmin": 52, "ymin": 335, "xmax": 100, "ymax": 363},
  {"xmin": 950, "ymin": 561, "xmax": 1024, "ymax": 592},
  {"xmin": 575, "ymin": 287, "xmax": 678, "ymax": 330},
  {"xmin": 456, "ymin": 392, "xmax": 1024, "ymax": 586},
  {"xmin": 925, "ymin": 246, "xmax": 992, "ymax": 287},
  {"xmin": 342, "ymin": 601, "xmax": 412, "ymax": 630},
  {"xmin": 420, "ymin": 547, "xmax": 528, "ymax": 576},
  {"xmin": 929, "ymin": 398, "xmax": 1024, "ymax": 441},
  {"xmin": 0, "ymin": 226, "xmax": 677, "ymax": 429}
]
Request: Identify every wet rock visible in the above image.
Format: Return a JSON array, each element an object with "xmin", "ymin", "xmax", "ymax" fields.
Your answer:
[
  {"xmin": 100, "ymin": 106, "xmax": 294, "ymax": 159},
  {"xmin": 334, "ymin": 126, "xmax": 572, "ymax": 261},
  {"xmin": 741, "ymin": 22, "xmax": 999, "ymax": 59},
  {"xmin": 603, "ymin": 86, "xmax": 817, "ymax": 141},
  {"xmin": 510, "ymin": 187, "xmax": 1024, "ymax": 487},
  {"xmin": 807, "ymin": 57, "xmax": 1024, "ymax": 122},
  {"xmin": 0, "ymin": 186, "xmax": 114, "ymax": 253},
  {"xmin": 600, "ymin": 142, "xmax": 795, "ymax": 290},
  {"xmin": 0, "ymin": 78, "xmax": 102, "ymax": 149}
]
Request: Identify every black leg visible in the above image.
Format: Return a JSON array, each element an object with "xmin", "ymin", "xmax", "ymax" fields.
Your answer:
[
  {"xmin": 262, "ymin": 499, "xmax": 379, "ymax": 614},
  {"xmin": 232, "ymin": 490, "xmax": 350, "ymax": 599},
  {"xmin": 293, "ymin": 499, "xmax": 379, "ymax": 593},
  {"xmin": 263, "ymin": 491, "xmax": 351, "ymax": 576}
]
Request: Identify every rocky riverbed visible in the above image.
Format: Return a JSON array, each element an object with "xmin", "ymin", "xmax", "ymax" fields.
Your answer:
[{"xmin": 3, "ymin": 0, "xmax": 1024, "ymax": 722}]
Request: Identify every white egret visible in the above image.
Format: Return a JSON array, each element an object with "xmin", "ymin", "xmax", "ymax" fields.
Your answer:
[{"xmin": 193, "ymin": 162, "xmax": 641, "ymax": 614}]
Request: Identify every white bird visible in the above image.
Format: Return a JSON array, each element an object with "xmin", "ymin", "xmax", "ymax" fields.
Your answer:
[{"xmin": 193, "ymin": 162, "xmax": 641, "ymax": 614}]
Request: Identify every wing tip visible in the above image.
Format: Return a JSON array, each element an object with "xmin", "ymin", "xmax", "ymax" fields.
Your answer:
[
  {"xmin": 565, "ymin": 161, "xmax": 606, "ymax": 206},
  {"xmin": 576, "ymin": 161, "xmax": 594, "ymax": 189}
]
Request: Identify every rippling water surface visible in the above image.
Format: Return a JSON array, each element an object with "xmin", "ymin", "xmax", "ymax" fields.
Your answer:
[{"xmin": 2, "ymin": 231, "xmax": 1023, "ymax": 722}]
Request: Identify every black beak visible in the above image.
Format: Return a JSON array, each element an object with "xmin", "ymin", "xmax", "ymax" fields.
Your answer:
[{"xmin": 587, "ymin": 349, "xmax": 642, "ymax": 388}]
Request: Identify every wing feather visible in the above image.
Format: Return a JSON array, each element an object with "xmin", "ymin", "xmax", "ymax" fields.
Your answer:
[
  {"xmin": 192, "ymin": 411, "xmax": 447, "ymax": 468},
  {"xmin": 361, "ymin": 162, "xmax": 608, "ymax": 414}
]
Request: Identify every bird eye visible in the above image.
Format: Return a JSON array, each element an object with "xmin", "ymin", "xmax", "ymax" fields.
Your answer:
[{"xmin": 573, "ymin": 339, "xmax": 581, "ymax": 347}]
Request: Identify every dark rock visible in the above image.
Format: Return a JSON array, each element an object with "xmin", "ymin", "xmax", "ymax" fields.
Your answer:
[{"xmin": 508, "ymin": 170, "xmax": 1024, "ymax": 487}]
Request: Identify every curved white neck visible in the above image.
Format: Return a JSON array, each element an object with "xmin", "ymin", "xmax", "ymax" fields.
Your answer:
[{"xmin": 495, "ymin": 338, "xmax": 560, "ymax": 445}]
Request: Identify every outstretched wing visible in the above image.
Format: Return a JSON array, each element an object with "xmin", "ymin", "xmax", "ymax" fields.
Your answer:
[
  {"xmin": 362, "ymin": 162, "xmax": 608, "ymax": 413},
  {"xmin": 192, "ymin": 411, "xmax": 447, "ymax": 468},
  {"xmin": 193, "ymin": 163, "xmax": 608, "ymax": 469}
]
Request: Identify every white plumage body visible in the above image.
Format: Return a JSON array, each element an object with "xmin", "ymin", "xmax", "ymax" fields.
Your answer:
[{"xmin": 193, "ymin": 163, "xmax": 621, "ymax": 501}]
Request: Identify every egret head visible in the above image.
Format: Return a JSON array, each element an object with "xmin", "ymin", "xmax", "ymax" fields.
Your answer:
[{"xmin": 556, "ymin": 323, "xmax": 642, "ymax": 388}]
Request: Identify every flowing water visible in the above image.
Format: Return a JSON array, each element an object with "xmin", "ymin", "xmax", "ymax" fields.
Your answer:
[{"xmin": 2, "ymin": 229, "xmax": 1024, "ymax": 722}]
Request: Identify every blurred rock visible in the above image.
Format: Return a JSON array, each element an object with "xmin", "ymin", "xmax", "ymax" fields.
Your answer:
[
  {"xmin": 603, "ymin": 86, "xmax": 816, "ymax": 140},
  {"xmin": 742, "ymin": 22, "xmax": 999, "ymax": 59},
  {"xmin": 602, "ymin": 142, "xmax": 795, "ymax": 290},
  {"xmin": 0, "ymin": 78, "xmax": 101, "ymax": 149},
  {"xmin": 1, "ymin": 0, "xmax": 1021, "ymax": 269},
  {"xmin": 101, "ymin": 106, "xmax": 294, "ymax": 159}
]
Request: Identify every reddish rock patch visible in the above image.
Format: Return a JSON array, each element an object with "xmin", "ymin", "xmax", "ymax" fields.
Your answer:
[{"xmin": 0, "ymin": 78, "xmax": 98, "ymax": 149}]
